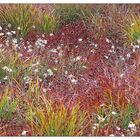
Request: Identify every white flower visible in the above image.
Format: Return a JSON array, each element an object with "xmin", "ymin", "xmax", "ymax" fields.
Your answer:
[
  {"xmin": 11, "ymin": 31, "xmax": 16, "ymax": 34},
  {"xmin": 82, "ymin": 66, "xmax": 87, "ymax": 69},
  {"xmin": 126, "ymin": 53, "xmax": 131, "ymax": 58},
  {"xmin": 120, "ymin": 73, "xmax": 124, "ymax": 78},
  {"xmin": 27, "ymin": 49, "xmax": 33, "ymax": 53},
  {"xmin": 78, "ymin": 38, "xmax": 82, "ymax": 42},
  {"xmin": 21, "ymin": 130, "xmax": 27, "ymax": 136},
  {"xmin": 93, "ymin": 123, "xmax": 99, "ymax": 127},
  {"xmin": 12, "ymin": 38, "xmax": 18, "ymax": 44},
  {"xmin": 50, "ymin": 48, "xmax": 57, "ymax": 53},
  {"xmin": 8, "ymin": 23, "xmax": 11, "ymax": 28},
  {"xmin": 128, "ymin": 122, "xmax": 136, "ymax": 129},
  {"xmin": 104, "ymin": 56, "xmax": 109, "ymax": 59},
  {"xmin": 32, "ymin": 25, "xmax": 35, "ymax": 28},
  {"xmin": 106, "ymin": 38, "xmax": 110, "ymax": 43},
  {"xmin": 17, "ymin": 27, "xmax": 21, "ymax": 30},
  {"xmin": 111, "ymin": 111, "xmax": 117, "ymax": 115},
  {"xmin": 50, "ymin": 33, "xmax": 54, "ymax": 36},
  {"xmin": 6, "ymin": 32, "xmax": 12, "ymax": 36},
  {"xmin": 94, "ymin": 44, "xmax": 98, "ymax": 48},
  {"xmin": 42, "ymin": 88, "xmax": 47, "ymax": 93},
  {"xmin": 43, "ymin": 73, "xmax": 47, "ymax": 78},
  {"xmin": 47, "ymin": 69, "xmax": 53, "ymax": 76},
  {"xmin": 71, "ymin": 78, "xmax": 77, "ymax": 84},
  {"xmin": 75, "ymin": 56, "xmax": 81, "ymax": 61},
  {"xmin": 2, "ymin": 66, "xmax": 12, "ymax": 72},
  {"xmin": 3, "ymin": 76, "xmax": 8, "ymax": 80},
  {"xmin": 0, "ymin": 26, "xmax": 2, "ymax": 30},
  {"xmin": 116, "ymin": 126, "xmax": 121, "ymax": 131},
  {"xmin": 111, "ymin": 45, "xmax": 115, "ymax": 49},
  {"xmin": 65, "ymin": 71, "xmax": 68, "ymax": 75},
  {"xmin": 109, "ymin": 134, "xmax": 115, "ymax": 136},
  {"xmin": 90, "ymin": 49, "xmax": 95, "ymax": 53},
  {"xmin": 120, "ymin": 56, "xmax": 125, "ymax": 61},
  {"xmin": 93, "ymin": 126, "xmax": 97, "ymax": 130},
  {"xmin": 0, "ymin": 33, "xmax": 4, "ymax": 36},
  {"xmin": 97, "ymin": 115, "xmax": 105, "ymax": 122},
  {"xmin": 131, "ymin": 23, "xmax": 134, "ymax": 26},
  {"xmin": 34, "ymin": 69, "xmax": 39, "ymax": 73}
]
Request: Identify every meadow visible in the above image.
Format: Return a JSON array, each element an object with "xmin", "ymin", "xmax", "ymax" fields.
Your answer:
[{"xmin": 0, "ymin": 4, "xmax": 140, "ymax": 136}]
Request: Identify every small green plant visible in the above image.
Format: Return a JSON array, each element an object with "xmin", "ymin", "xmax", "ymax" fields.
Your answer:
[
  {"xmin": 54, "ymin": 4, "xmax": 93, "ymax": 26},
  {"xmin": 123, "ymin": 15, "xmax": 140, "ymax": 44},
  {"xmin": 36, "ymin": 13, "xmax": 57, "ymax": 34},
  {"xmin": 0, "ymin": 88, "xmax": 18, "ymax": 121},
  {"xmin": 27, "ymin": 96, "xmax": 89, "ymax": 136},
  {"xmin": 0, "ymin": 4, "xmax": 39, "ymax": 37}
]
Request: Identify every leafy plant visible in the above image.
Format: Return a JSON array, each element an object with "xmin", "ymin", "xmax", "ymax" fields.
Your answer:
[
  {"xmin": 54, "ymin": 4, "xmax": 94, "ymax": 27},
  {"xmin": 0, "ymin": 4, "xmax": 39, "ymax": 37},
  {"xmin": 27, "ymin": 96, "xmax": 89, "ymax": 136},
  {"xmin": 36, "ymin": 13, "xmax": 57, "ymax": 34},
  {"xmin": 123, "ymin": 15, "xmax": 140, "ymax": 44},
  {"xmin": 0, "ymin": 88, "xmax": 18, "ymax": 121}
]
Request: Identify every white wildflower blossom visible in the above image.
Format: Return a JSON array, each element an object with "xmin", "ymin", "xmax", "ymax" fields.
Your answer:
[
  {"xmin": 34, "ymin": 69, "xmax": 39, "ymax": 73},
  {"xmin": 131, "ymin": 23, "xmax": 134, "ymax": 26},
  {"xmin": 0, "ymin": 33, "xmax": 4, "ymax": 36},
  {"xmin": 71, "ymin": 78, "xmax": 78, "ymax": 84},
  {"xmin": 6, "ymin": 32, "xmax": 12, "ymax": 36},
  {"xmin": 104, "ymin": 56, "xmax": 109, "ymax": 59},
  {"xmin": 82, "ymin": 65, "xmax": 87, "ymax": 69},
  {"xmin": 17, "ymin": 27, "xmax": 21, "ymax": 30},
  {"xmin": 2, "ymin": 66, "xmax": 12, "ymax": 72},
  {"xmin": 21, "ymin": 130, "xmax": 27, "ymax": 136},
  {"xmin": 75, "ymin": 56, "xmax": 81, "ymax": 61},
  {"xmin": 97, "ymin": 115, "xmax": 105, "ymax": 122},
  {"xmin": 27, "ymin": 49, "xmax": 33, "ymax": 53},
  {"xmin": 50, "ymin": 33, "xmax": 54, "ymax": 36},
  {"xmin": 8, "ymin": 23, "xmax": 11, "ymax": 28},
  {"xmin": 47, "ymin": 69, "xmax": 53, "ymax": 76},
  {"xmin": 50, "ymin": 48, "xmax": 57, "ymax": 53},
  {"xmin": 120, "ymin": 73, "xmax": 124, "ymax": 78},
  {"xmin": 3, "ymin": 76, "xmax": 8, "ymax": 80},
  {"xmin": 120, "ymin": 56, "xmax": 125, "ymax": 61},
  {"xmin": 106, "ymin": 38, "xmax": 110, "ymax": 43},
  {"xmin": 111, "ymin": 45, "xmax": 115, "ymax": 49},
  {"xmin": 0, "ymin": 26, "xmax": 2, "ymax": 30},
  {"xmin": 42, "ymin": 88, "xmax": 47, "ymax": 93},
  {"xmin": 126, "ymin": 53, "xmax": 131, "ymax": 58},
  {"xmin": 109, "ymin": 134, "xmax": 115, "ymax": 136},
  {"xmin": 65, "ymin": 71, "xmax": 68, "ymax": 75},
  {"xmin": 128, "ymin": 122, "xmax": 136, "ymax": 131},
  {"xmin": 11, "ymin": 31, "xmax": 16, "ymax": 34},
  {"xmin": 111, "ymin": 111, "xmax": 117, "ymax": 115},
  {"xmin": 78, "ymin": 38, "xmax": 82, "ymax": 42},
  {"xmin": 116, "ymin": 126, "xmax": 121, "ymax": 131}
]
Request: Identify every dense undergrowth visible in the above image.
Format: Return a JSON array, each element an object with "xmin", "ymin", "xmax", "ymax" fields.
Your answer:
[{"xmin": 0, "ymin": 4, "xmax": 140, "ymax": 136}]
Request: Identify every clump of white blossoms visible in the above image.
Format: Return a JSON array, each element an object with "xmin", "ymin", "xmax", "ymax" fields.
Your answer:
[
  {"xmin": 116, "ymin": 126, "xmax": 121, "ymax": 131},
  {"xmin": 35, "ymin": 38, "xmax": 47, "ymax": 48},
  {"xmin": 68, "ymin": 74, "xmax": 78, "ymax": 84},
  {"xmin": 78, "ymin": 38, "xmax": 82, "ymax": 42},
  {"xmin": 128, "ymin": 122, "xmax": 136, "ymax": 131},
  {"xmin": 47, "ymin": 69, "xmax": 53, "ymax": 76},
  {"xmin": 93, "ymin": 123, "xmax": 99, "ymax": 130},
  {"xmin": 23, "ymin": 76, "xmax": 32, "ymax": 84},
  {"xmin": 21, "ymin": 130, "xmax": 28, "ymax": 136},
  {"xmin": 50, "ymin": 33, "xmax": 54, "ymax": 36},
  {"xmin": 111, "ymin": 111, "xmax": 117, "ymax": 115},
  {"xmin": 106, "ymin": 38, "xmax": 110, "ymax": 43},
  {"xmin": 0, "ymin": 26, "xmax": 2, "ymax": 30},
  {"xmin": 2, "ymin": 66, "xmax": 12, "ymax": 72},
  {"xmin": 97, "ymin": 115, "xmax": 106, "ymax": 122}
]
